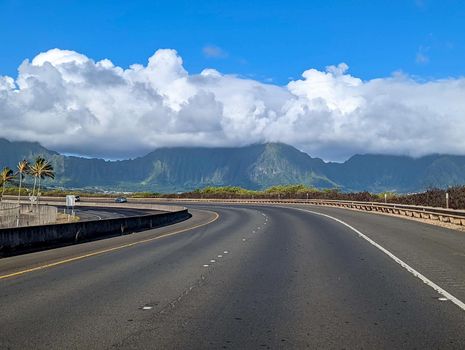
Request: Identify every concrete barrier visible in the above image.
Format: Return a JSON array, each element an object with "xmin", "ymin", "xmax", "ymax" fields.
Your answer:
[
  {"xmin": 0, "ymin": 208, "xmax": 190, "ymax": 256},
  {"xmin": 0, "ymin": 203, "xmax": 58, "ymax": 228}
]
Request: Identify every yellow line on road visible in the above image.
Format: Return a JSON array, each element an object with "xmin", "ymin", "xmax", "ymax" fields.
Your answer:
[{"xmin": 0, "ymin": 211, "xmax": 220, "ymax": 281}]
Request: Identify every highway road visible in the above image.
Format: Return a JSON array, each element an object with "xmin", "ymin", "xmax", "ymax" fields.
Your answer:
[
  {"xmin": 58, "ymin": 206, "xmax": 164, "ymax": 221},
  {"xmin": 1, "ymin": 203, "xmax": 465, "ymax": 349}
]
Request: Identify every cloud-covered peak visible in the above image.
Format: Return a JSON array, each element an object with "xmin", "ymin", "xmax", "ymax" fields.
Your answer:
[{"xmin": 1, "ymin": 48, "xmax": 465, "ymax": 161}]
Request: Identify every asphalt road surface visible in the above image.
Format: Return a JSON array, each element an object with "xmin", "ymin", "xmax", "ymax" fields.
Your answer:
[
  {"xmin": 1, "ymin": 203, "xmax": 465, "ymax": 349},
  {"xmin": 57, "ymin": 206, "xmax": 164, "ymax": 221}
]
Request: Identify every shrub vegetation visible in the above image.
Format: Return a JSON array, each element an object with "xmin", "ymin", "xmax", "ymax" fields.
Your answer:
[{"xmin": 162, "ymin": 185, "xmax": 465, "ymax": 209}]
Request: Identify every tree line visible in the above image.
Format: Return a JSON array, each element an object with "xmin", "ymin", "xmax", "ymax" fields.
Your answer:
[{"xmin": 0, "ymin": 157, "xmax": 55, "ymax": 206}]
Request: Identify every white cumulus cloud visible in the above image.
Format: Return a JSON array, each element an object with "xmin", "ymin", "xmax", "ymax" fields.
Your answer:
[{"xmin": 1, "ymin": 48, "xmax": 465, "ymax": 161}]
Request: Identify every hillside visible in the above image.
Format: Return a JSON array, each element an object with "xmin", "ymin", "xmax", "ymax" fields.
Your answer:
[
  {"xmin": 1, "ymin": 138, "xmax": 465, "ymax": 192},
  {"xmin": 0, "ymin": 140, "xmax": 333, "ymax": 192},
  {"xmin": 326, "ymin": 154, "xmax": 465, "ymax": 192}
]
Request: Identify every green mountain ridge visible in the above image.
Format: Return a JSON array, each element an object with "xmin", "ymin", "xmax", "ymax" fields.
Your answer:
[{"xmin": 1, "ymin": 138, "xmax": 465, "ymax": 193}]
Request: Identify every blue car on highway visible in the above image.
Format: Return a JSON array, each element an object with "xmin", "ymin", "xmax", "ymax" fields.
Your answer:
[{"xmin": 114, "ymin": 197, "xmax": 127, "ymax": 203}]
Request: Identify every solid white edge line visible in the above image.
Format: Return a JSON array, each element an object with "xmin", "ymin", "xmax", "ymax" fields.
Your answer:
[{"xmin": 292, "ymin": 207, "xmax": 465, "ymax": 312}]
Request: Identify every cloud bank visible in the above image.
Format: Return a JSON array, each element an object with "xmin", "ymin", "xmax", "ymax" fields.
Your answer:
[{"xmin": 1, "ymin": 48, "xmax": 465, "ymax": 161}]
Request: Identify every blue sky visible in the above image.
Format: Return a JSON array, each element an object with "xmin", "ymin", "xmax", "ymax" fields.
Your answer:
[
  {"xmin": 1, "ymin": 0, "xmax": 465, "ymax": 160},
  {"xmin": 1, "ymin": 0, "xmax": 464, "ymax": 84}
]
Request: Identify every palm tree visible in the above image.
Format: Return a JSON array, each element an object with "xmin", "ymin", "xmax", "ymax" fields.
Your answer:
[
  {"xmin": 29, "ymin": 157, "xmax": 42, "ymax": 209},
  {"xmin": 0, "ymin": 167, "xmax": 15, "ymax": 202},
  {"xmin": 29, "ymin": 157, "xmax": 55, "ymax": 208},
  {"xmin": 16, "ymin": 160, "xmax": 29, "ymax": 205}
]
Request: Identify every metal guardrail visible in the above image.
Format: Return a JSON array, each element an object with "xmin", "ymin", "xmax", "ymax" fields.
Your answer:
[
  {"xmin": 5, "ymin": 195, "xmax": 465, "ymax": 227},
  {"xmin": 150, "ymin": 197, "xmax": 465, "ymax": 227},
  {"xmin": 302, "ymin": 199, "xmax": 465, "ymax": 226}
]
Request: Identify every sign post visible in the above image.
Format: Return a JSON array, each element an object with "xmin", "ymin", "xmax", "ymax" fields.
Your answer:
[{"xmin": 66, "ymin": 195, "xmax": 76, "ymax": 218}]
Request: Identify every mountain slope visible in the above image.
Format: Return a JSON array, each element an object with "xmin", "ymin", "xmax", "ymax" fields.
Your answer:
[
  {"xmin": 0, "ymin": 139, "xmax": 57, "ymax": 166},
  {"xmin": 0, "ymin": 139, "xmax": 333, "ymax": 191},
  {"xmin": 326, "ymin": 154, "xmax": 465, "ymax": 192},
  {"xmin": 108, "ymin": 143, "xmax": 334, "ymax": 191},
  {"xmin": 2, "ymin": 138, "xmax": 465, "ymax": 192}
]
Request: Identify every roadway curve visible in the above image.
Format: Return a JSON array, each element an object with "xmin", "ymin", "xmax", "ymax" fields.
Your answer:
[
  {"xmin": 59, "ymin": 206, "xmax": 165, "ymax": 221},
  {"xmin": 1, "ymin": 203, "xmax": 465, "ymax": 349}
]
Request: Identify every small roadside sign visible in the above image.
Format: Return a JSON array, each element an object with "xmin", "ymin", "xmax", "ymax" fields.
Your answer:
[{"xmin": 66, "ymin": 195, "xmax": 76, "ymax": 208}]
